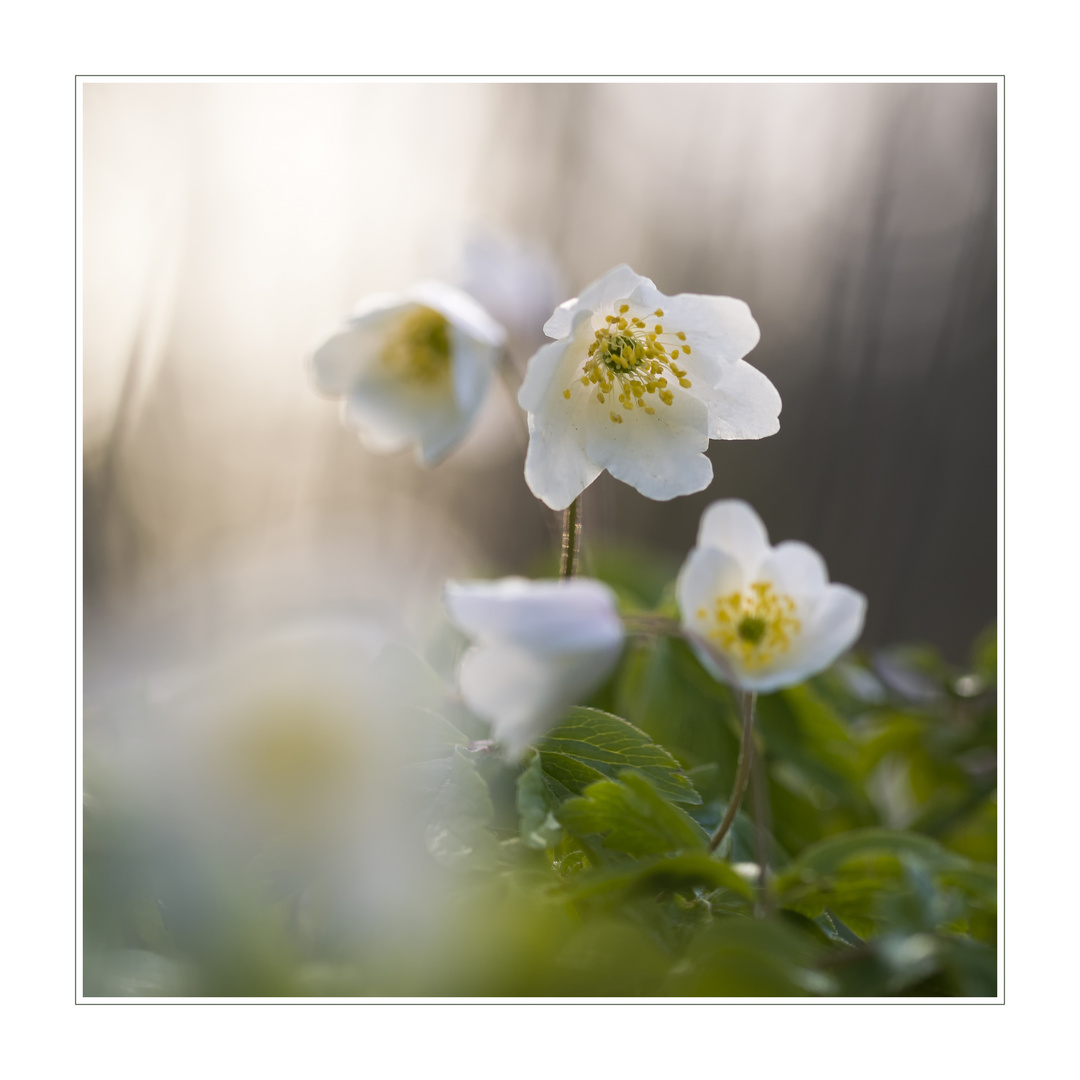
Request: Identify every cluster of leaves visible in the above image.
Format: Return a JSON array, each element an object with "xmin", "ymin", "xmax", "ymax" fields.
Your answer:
[{"xmin": 84, "ymin": 593, "xmax": 996, "ymax": 997}]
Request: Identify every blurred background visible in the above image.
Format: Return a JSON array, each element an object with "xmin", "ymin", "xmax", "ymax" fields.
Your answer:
[{"xmin": 83, "ymin": 81, "xmax": 996, "ymax": 680}]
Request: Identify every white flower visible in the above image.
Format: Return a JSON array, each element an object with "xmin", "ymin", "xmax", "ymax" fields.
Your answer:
[
  {"xmin": 309, "ymin": 281, "xmax": 507, "ymax": 466},
  {"xmin": 444, "ymin": 577, "xmax": 625, "ymax": 756},
  {"xmin": 677, "ymin": 500, "xmax": 866, "ymax": 693},
  {"xmin": 517, "ymin": 265, "xmax": 781, "ymax": 510}
]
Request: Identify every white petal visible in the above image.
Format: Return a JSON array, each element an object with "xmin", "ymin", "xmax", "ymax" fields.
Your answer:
[
  {"xmin": 450, "ymin": 328, "xmax": 497, "ymax": 416},
  {"xmin": 405, "ymin": 280, "xmax": 507, "ymax": 349},
  {"xmin": 695, "ymin": 358, "xmax": 782, "ymax": 441},
  {"xmin": 444, "ymin": 578, "xmax": 623, "ymax": 655},
  {"xmin": 542, "ymin": 265, "xmax": 655, "ymax": 338},
  {"xmin": 696, "ymin": 500, "xmax": 771, "ymax": 571},
  {"xmin": 683, "ymin": 630, "xmax": 741, "ymax": 689},
  {"xmin": 518, "ymin": 309, "xmax": 592, "ymax": 414},
  {"xmin": 663, "ymin": 292, "xmax": 761, "ymax": 363},
  {"xmin": 584, "ymin": 385, "xmax": 712, "ymax": 501},
  {"xmin": 458, "ymin": 642, "xmax": 620, "ymax": 757},
  {"xmin": 345, "ymin": 378, "xmax": 465, "ymax": 466},
  {"xmin": 783, "ymin": 584, "xmax": 867, "ymax": 681},
  {"xmin": 756, "ymin": 541, "xmax": 829, "ymax": 602},
  {"xmin": 676, "ymin": 547, "xmax": 746, "ymax": 635},
  {"xmin": 309, "ymin": 314, "xmax": 399, "ymax": 396},
  {"xmin": 520, "ymin": 313, "xmax": 604, "ymax": 510}
]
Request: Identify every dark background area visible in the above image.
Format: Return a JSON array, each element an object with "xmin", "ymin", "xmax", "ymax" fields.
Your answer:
[{"xmin": 84, "ymin": 83, "xmax": 996, "ymax": 669}]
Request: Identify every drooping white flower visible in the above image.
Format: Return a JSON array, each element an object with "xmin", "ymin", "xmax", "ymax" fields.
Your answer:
[
  {"xmin": 309, "ymin": 281, "xmax": 507, "ymax": 466},
  {"xmin": 444, "ymin": 577, "xmax": 625, "ymax": 756},
  {"xmin": 517, "ymin": 265, "xmax": 781, "ymax": 510},
  {"xmin": 677, "ymin": 500, "xmax": 866, "ymax": 693}
]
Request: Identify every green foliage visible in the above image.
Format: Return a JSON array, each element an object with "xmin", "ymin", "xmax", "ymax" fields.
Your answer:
[
  {"xmin": 84, "ymin": 582, "xmax": 998, "ymax": 998},
  {"xmin": 535, "ymin": 706, "xmax": 701, "ymax": 805}
]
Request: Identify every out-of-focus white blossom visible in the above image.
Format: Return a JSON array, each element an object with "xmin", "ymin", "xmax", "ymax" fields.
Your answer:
[
  {"xmin": 518, "ymin": 265, "xmax": 781, "ymax": 509},
  {"xmin": 309, "ymin": 281, "xmax": 507, "ymax": 465},
  {"xmin": 444, "ymin": 577, "xmax": 624, "ymax": 756},
  {"xmin": 456, "ymin": 230, "xmax": 564, "ymax": 354},
  {"xmin": 677, "ymin": 500, "xmax": 866, "ymax": 692}
]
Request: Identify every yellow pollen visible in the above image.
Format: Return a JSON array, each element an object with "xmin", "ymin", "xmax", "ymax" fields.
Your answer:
[
  {"xmin": 380, "ymin": 306, "xmax": 452, "ymax": 384},
  {"xmin": 563, "ymin": 388, "xmax": 571, "ymax": 399},
  {"xmin": 704, "ymin": 582, "xmax": 801, "ymax": 671},
  {"xmin": 577, "ymin": 300, "xmax": 696, "ymax": 419},
  {"xmin": 654, "ymin": 308, "xmax": 664, "ymax": 316}
]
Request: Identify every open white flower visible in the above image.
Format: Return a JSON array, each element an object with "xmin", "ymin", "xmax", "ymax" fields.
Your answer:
[
  {"xmin": 309, "ymin": 281, "xmax": 507, "ymax": 466},
  {"xmin": 444, "ymin": 577, "xmax": 625, "ymax": 757},
  {"xmin": 677, "ymin": 500, "xmax": 866, "ymax": 693},
  {"xmin": 517, "ymin": 265, "xmax": 781, "ymax": 509}
]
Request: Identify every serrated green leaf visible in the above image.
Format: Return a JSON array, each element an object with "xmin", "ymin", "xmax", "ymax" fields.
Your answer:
[
  {"xmin": 517, "ymin": 754, "xmax": 562, "ymax": 851},
  {"xmin": 556, "ymin": 771, "xmax": 708, "ymax": 857},
  {"xmin": 536, "ymin": 706, "xmax": 701, "ymax": 805}
]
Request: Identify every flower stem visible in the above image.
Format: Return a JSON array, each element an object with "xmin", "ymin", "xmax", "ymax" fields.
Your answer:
[
  {"xmin": 708, "ymin": 691, "xmax": 756, "ymax": 854},
  {"xmin": 750, "ymin": 737, "xmax": 773, "ymax": 916},
  {"xmin": 560, "ymin": 495, "xmax": 582, "ymax": 580}
]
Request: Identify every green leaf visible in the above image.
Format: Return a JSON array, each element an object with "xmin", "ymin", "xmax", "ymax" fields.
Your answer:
[
  {"xmin": 663, "ymin": 917, "xmax": 835, "ymax": 997},
  {"xmin": 613, "ymin": 635, "xmax": 742, "ymax": 780},
  {"xmin": 426, "ymin": 747, "xmax": 499, "ymax": 872},
  {"xmin": 565, "ymin": 853, "xmax": 754, "ymax": 904},
  {"xmin": 517, "ymin": 754, "xmax": 562, "ymax": 851},
  {"xmin": 536, "ymin": 706, "xmax": 701, "ymax": 805},
  {"xmin": 776, "ymin": 828, "xmax": 968, "ymax": 889},
  {"xmin": 556, "ymin": 771, "xmax": 708, "ymax": 857}
]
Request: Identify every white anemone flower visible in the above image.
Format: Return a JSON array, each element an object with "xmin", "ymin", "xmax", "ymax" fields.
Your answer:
[
  {"xmin": 309, "ymin": 281, "xmax": 507, "ymax": 466},
  {"xmin": 517, "ymin": 265, "xmax": 781, "ymax": 509},
  {"xmin": 444, "ymin": 577, "xmax": 625, "ymax": 757},
  {"xmin": 677, "ymin": 500, "xmax": 867, "ymax": 693}
]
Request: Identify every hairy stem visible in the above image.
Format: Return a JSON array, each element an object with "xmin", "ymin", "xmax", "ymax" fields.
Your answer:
[
  {"xmin": 560, "ymin": 495, "xmax": 582, "ymax": 580},
  {"xmin": 708, "ymin": 691, "xmax": 757, "ymax": 853}
]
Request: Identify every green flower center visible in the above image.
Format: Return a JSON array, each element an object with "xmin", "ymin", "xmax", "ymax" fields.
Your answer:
[
  {"xmin": 562, "ymin": 301, "xmax": 695, "ymax": 425},
  {"xmin": 698, "ymin": 582, "xmax": 801, "ymax": 671},
  {"xmin": 381, "ymin": 306, "xmax": 452, "ymax": 384}
]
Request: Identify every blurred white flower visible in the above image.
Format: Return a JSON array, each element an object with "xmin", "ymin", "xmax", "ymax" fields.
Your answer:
[
  {"xmin": 309, "ymin": 281, "xmax": 507, "ymax": 466},
  {"xmin": 677, "ymin": 500, "xmax": 866, "ymax": 692},
  {"xmin": 517, "ymin": 265, "xmax": 781, "ymax": 509},
  {"xmin": 456, "ymin": 230, "xmax": 564, "ymax": 355},
  {"xmin": 444, "ymin": 577, "xmax": 624, "ymax": 756}
]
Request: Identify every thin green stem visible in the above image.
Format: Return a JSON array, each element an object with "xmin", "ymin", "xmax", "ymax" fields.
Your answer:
[
  {"xmin": 560, "ymin": 495, "xmax": 582, "ymax": 579},
  {"xmin": 750, "ymin": 738, "xmax": 773, "ymax": 916},
  {"xmin": 708, "ymin": 691, "xmax": 756, "ymax": 854}
]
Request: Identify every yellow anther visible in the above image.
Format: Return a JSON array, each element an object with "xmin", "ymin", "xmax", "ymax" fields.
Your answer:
[
  {"xmin": 644, "ymin": 406, "xmax": 655, "ymax": 414},
  {"xmin": 679, "ymin": 378, "xmax": 692, "ymax": 388},
  {"xmin": 622, "ymin": 399, "xmax": 633, "ymax": 410},
  {"xmin": 617, "ymin": 318, "xmax": 628, "ymax": 329},
  {"xmin": 654, "ymin": 308, "xmax": 664, "ymax": 317},
  {"xmin": 597, "ymin": 392, "xmax": 605, "ymax": 403},
  {"xmin": 670, "ymin": 349, "xmax": 680, "ymax": 360},
  {"xmin": 630, "ymin": 382, "xmax": 644, "ymax": 397},
  {"xmin": 380, "ymin": 306, "xmax": 452, "ymax": 384},
  {"xmin": 682, "ymin": 345, "xmax": 691, "ymax": 355},
  {"xmin": 563, "ymin": 388, "xmax": 572, "ymax": 399},
  {"xmin": 676, "ymin": 331, "xmax": 686, "ymax": 341},
  {"xmin": 704, "ymin": 582, "xmax": 801, "ymax": 671},
  {"xmin": 659, "ymin": 389, "xmax": 674, "ymax": 405},
  {"xmin": 609, "ymin": 411, "xmax": 623, "ymax": 424},
  {"xmin": 606, "ymin": 315, "xmax": 617, "ymax": 323},
  {"xmin": 658, "ymin": 377, "xmax": 668, "ymax": 388},
  {"xmin": 619, "ymin": 304, "xmax": 630, "ymax": 314},
  {"xmin": 654, "ymin": 324, "xmax": 664, "ymax": 334}
]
